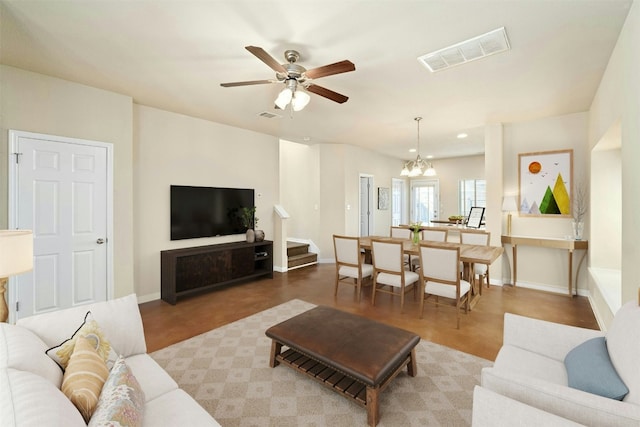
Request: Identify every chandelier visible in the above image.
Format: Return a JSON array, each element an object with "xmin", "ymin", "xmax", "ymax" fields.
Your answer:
[{"xmin": 400, "ymin": 117, "xmax": 436, "ymax": 177}]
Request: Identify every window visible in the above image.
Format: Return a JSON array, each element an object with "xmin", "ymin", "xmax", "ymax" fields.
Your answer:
[
  {"xmin": 411, "ymin": 179, "xmax": 440, "ymax": 224},
  {"xmin": 459, "ymin": 179, "xmax": 486, "ymax": 216}
]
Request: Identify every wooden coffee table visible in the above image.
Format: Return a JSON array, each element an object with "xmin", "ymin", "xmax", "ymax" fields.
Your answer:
[{"xmin": 265, "ymin": 306, "xmax": 420, "ymax": 426}]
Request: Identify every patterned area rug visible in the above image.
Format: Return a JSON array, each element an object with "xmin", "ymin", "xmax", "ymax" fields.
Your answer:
[{"xmin": 150, "ymin": 299, "xmax": 492, "ymax": 426}]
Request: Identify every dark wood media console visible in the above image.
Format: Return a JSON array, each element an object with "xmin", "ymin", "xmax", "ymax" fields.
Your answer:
[{"xmin": 161, "ymin": 240, "xmax": 273, "ymax": 304}]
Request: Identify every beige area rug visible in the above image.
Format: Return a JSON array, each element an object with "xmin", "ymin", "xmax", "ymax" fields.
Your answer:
[{"xmin": 150, "ymin": 299, "xmax": 492, "ymax": 426}]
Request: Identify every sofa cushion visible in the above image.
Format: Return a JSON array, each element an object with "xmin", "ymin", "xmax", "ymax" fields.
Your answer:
[
  {"xmin": 494, "ymin": 344, "xmax": 568, "ymax": 385},
  {"xmin": 564, "ymin": 337, "xmax": 628, "ymax": 400},
  {"xmin": 606, "ymin": 301, "xmax": 640, "ymax": 405},
  {"xmin": 89, "ymin": 356, "xmax": 145, "ymax": 427},
  {"xmin": 0, "ymin": 322, "xmax": 63, "ymax": 387},
  {"xmin": 143, "ymin": 389, "xmax": 221, "ymax": 427},
  {"xmin": 482, "ymin": 367, "xmax": 640, "ymax": 427},
  {"xmin": 125, "ymin": 353, "xmax": 179, "ymax": 402},
  {"xmin": 18, "ymin": 294, "xmax": 147, "ymax": 358},
  {"xmin": 46, "ymin": 311, "xmax": 118, "ymax": 371},
  {"xmin": 0, "ymin": 368, "xmax": 86, "ymax": 427},
  {"xmin": 61, "ymin": 335, "xmax": 109, "ymax": 422}
]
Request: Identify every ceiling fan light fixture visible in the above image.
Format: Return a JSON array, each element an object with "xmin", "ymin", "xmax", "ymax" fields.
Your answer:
[
  {"xmin": 275, "ymin": 88, "xmax": 293, "ymax": 110},
  {"xmin": 292, "ymin": 90, "xmax": 311, "ymax": 111}
]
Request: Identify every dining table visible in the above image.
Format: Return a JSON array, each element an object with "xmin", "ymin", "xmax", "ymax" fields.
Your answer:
[{"xmin": 359, "ymin": 236, "xmax": 504, "ymax": 309}]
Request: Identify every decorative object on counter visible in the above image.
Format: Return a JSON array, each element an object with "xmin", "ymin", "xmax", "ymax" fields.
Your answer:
[
  {"xmin": 409, "ymin": 222, "xmax": 422, "ymax": 244},
  {"xmin": 572, "ymin": 181, "xmax": 588, "ymax": 240},
  {"xmin": 501, "ymin": 196, "xmax": 518, "ymax": 236},
  {"xmin": 241, "ymin": 206, "xmax": 260, "ymax": 243}
]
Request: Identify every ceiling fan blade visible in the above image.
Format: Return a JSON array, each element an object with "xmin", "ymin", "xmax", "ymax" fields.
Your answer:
[
  {"xmin": 245, "ymin": 46, "xmax": 287, "ymax": 73},
  {"xmin": 304, "ymin": 60, "xmax": 355, "ymax": 79},
  {"xmin": 220, "ymin": 79, "xmax": 275, "ymax": 87},
  {"xmin": 306, "ymin": 84, "xmax": 349, "ymax": 104}
]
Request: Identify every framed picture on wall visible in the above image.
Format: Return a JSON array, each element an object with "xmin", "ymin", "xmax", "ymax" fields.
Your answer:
[
  {"xmin": 378, "ymin": 187, "xmax": 390, "ymax": 210},
  {"xmin": 518, "ymin": 149, "xmax": 573, "ymax": 217}
]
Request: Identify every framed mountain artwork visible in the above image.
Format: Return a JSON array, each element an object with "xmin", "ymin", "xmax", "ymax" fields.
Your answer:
[{"xmin": 518, "ymin": 149, "xmax": 573, "ymax": 217}]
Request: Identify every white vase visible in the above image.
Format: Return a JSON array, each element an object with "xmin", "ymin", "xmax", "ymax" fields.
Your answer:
[
  {"xmin": 254, "ymin": 230, "xmax": 265, "ymax": 242},
  {"xmin": 246, "ymin": 229, "xmax": 255, "ymax": 243},
  {"xmin": 572, "ymin": 221, "xmax": 584, "ymax": 240}
]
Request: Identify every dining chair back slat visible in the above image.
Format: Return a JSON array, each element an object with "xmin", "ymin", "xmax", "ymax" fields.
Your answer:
[
  {"xmin": 422, "ymin": 229, "xmax": 448, "ymax": 242},
  {"xmin": 418, "ymin": 242, "xmax": 471, "ymax": 328},
  {"xmin": 460, "ymin": 230, "xmax": 491, "ymax": 289},
  {"xmin": 371, "ymin": 239, "xmax": 419, "ymax": 313},
  {"xmin": 333, "ymin": 234, "xmax": 373, "ymax": 301}
]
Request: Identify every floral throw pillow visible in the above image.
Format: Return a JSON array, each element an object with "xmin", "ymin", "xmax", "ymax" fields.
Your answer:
[
  {"xmin": 88, "ymin": 355, "xmax": 145, "ymax": 427},
  {"xmin": 46, "ymin": 311, "xmax": 118, "ymax": 371}
]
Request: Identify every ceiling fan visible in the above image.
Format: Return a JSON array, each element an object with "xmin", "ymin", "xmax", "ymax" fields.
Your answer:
[{"xmin": 220, "ymin": 46, "xmax": 355, "ymax": 111}]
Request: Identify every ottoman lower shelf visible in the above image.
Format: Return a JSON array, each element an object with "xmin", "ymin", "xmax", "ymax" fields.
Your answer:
[{"xmin": 270, "ymin": 341, "xmax": 416, "ymax": 426}]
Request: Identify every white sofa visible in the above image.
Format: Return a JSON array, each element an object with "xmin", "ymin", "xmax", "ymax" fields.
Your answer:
[
  {"xmin": 0, "ymin": 294, "xmax": 220, "ymax": 427},
  {"xmin": 480, "ymin": 300, "xmax": 640, "ymax": 426},
  {"xmin": 472, "ymin": 386, "xmax": 586, "ymax": 426}
]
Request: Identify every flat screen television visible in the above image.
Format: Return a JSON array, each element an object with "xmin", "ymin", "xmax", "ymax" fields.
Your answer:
[{"xmin": 170, "ymin": 185, "xmax": 254, "ymax": 240}]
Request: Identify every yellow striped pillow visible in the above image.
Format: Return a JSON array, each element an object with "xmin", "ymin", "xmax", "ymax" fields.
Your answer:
[{"xmin": 61, "ymin": 335, "xmax": 109, "ymax": 422}]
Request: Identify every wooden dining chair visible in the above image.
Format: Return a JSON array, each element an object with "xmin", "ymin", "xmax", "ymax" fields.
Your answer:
[
  {"xmin": 390, "ymin": 226, "xmax": 412, "ymax": 270},
  {"xmin": 371, "ymin": 239, "xmax": 420, "ymax": 313},
  {"xmin": 418, "ymin": 242, "xmax": 471, "ymax": 329},
  {"xmin": 333, "ymin": 235, "xmax": 373, "ymax": 301},
  {"xmin": 411, "ymin": 228, "xmax": 448, "ymax": 271},
  {"xmin": 460, "ymin": 230, "xmax": 491, "ymax": 289}
]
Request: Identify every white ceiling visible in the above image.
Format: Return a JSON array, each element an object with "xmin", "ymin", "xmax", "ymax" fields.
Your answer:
[{"xmin": 0, "ymin": 0, "xmax": 632, "ymax": 162}]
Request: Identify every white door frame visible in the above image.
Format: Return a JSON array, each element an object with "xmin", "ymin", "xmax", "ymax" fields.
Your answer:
[
  {"xmin": 8, "ymin": 130, "xmax": 114, "ymax": 321},
  {"xmin": 359, "ymin": 174, "xmax": 374, "ymax": 236}
]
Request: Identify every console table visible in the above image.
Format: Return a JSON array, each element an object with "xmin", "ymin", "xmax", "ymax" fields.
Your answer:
[{"xmin": 501, "ymin": 235, "xmax": 588, "ymax": 297}]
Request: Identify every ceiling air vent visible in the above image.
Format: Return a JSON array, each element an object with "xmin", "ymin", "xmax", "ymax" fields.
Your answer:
[
  {"xmin": 418, "ymin": 27, "xmax": 510, "ymax": 72},
  {"xmin": 258, "ymin": 111, "xmax": 282, "ymax": 119}
]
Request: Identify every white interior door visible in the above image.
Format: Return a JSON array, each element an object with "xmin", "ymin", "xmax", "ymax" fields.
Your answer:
[{"xmin": 9, "ymin": 131, "xmax": 112, "ymax": 321}]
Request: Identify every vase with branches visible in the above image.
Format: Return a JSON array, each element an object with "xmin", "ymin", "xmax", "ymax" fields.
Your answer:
[
  {"xmin": 572, "ymin": 182, "xmax": 588, "ymax": 240},
  {"xmin": 409, "ymin": 222, "xmax": 422, "ymax": 244},
  {"xmin": 240, "ymin": 207, "xmax": 259, "ymax": 242}
]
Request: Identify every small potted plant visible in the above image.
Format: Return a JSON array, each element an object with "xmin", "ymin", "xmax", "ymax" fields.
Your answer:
[
  {"xmin": 409, "ymin": 222, "xmax": 422, "ymax": 244},
  {"xmin": 241, "ymin": 207, "xmax": 263, "ymax": 242}
]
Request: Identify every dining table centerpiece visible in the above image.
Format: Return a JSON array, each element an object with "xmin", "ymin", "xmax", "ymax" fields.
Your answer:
[{"xmin": 409, "ymin": 222, "xmax": 422, "ymax": 244}]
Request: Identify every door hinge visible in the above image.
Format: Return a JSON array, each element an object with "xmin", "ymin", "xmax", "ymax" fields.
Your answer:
[
  {"xmin": 15, "ymin": 301, "xmax": 19, "ymax": 312},
  {"xmin": 12, "ymin": 152, "xmax": 23, "ymax": 164}
]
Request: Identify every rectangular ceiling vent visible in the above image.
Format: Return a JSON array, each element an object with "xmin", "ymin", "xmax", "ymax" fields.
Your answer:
[
  {"xmin": 258, "ymin": 111, "xmax": 282, "ymax": 119},
  {"xmin": 418, "ymin": 27, "xmax": 510, "ymax": 73}
]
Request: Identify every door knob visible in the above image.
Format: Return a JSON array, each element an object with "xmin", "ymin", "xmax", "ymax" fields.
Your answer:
[{"xmin": 96, "ymin": 238, "xmax": 105, "ymax": 244}]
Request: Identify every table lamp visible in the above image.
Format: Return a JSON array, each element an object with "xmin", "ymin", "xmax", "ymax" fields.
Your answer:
[
  {"xmin": 502, "ymin": 196, "xmax": 518, "ymax": 236},
  {"xmin": 0, "ymin": 230, "xmax": 33, "ymax": 322}
]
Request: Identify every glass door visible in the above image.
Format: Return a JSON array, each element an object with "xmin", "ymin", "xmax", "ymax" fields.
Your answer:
[{"xmin": 411, "ymin": 179, "xmax": 439, "ymax": 224}]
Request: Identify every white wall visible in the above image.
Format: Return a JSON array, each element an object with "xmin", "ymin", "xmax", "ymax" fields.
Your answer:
[
  {"xmin": 0, "ymin": 65, "xmax": 136, "ymax": 298},
  {"xmin": 133, "ymin": 105, "xmax": 279, "ymax": 301},
  {"xmin": 589, "ymin": 0, "xmax": 639, "ymax": 324},
  {"xmin": 279, "ymin": 140, "xmax": 320, "ymax": 242}
]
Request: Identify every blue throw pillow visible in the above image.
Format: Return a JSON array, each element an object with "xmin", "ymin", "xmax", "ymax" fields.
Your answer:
[{"xmin": 564, "ymin": 337, "xmax": 628, "ymax": 400}]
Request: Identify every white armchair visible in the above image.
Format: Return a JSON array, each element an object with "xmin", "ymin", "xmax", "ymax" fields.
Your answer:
[{"xmin": 480, "ymin": 300, "xmax": 640, "ymax": 426}]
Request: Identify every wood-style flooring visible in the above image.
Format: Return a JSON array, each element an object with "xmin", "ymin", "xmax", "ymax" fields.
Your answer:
[{"xmin": 139, "ymin": 263, "xmax": 599, "ymax": 361}]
